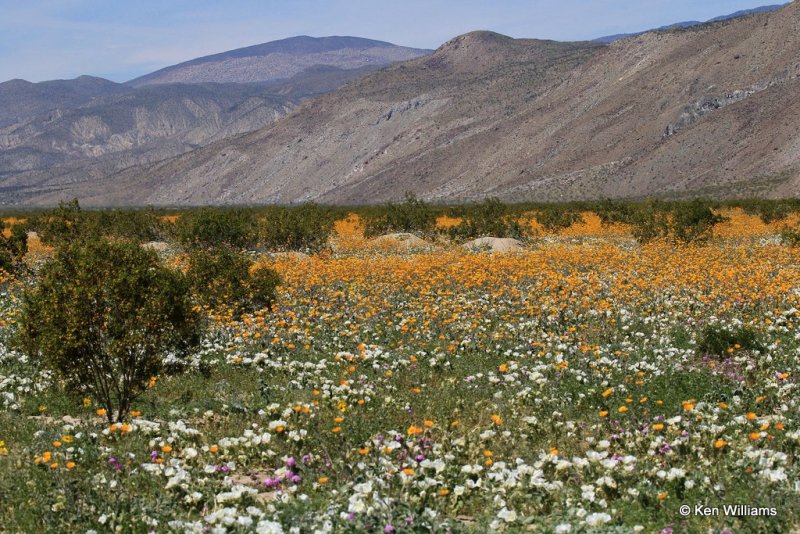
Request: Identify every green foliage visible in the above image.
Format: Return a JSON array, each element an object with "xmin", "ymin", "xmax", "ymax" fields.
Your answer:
[
  {"xmin": 17, "ymin": 239, "xmax": 202, "ymax": 422},
  {"xmin": 260, "ymin": 203, "xmax": 334, "ymax": 252},
  {"xmin": 594, "ymin": 200, "xmax": 638, "ymax": 226},
  {"xmin": 0, "ymin": 222, "xmax": 28, "ymax": 273},
  {"xmin": 173, "ymin": 208, "xmax": 258, "ymax": 250},
  {"xmin": 186, "ymin": 247, "xmax": 280, "ymax": 315},
  {"xmin": 780, "ymin": 227, "xmax": 800, "ymax": 247},
  {"xmin": 697, "ymin": 324, "xmax": 764, "ymax": 357},
  {"xmin": 739, "ymin": 200, "xmax": 797, "ymax": 224},
  {"xmin": 670, "ymin": 200, "xmax": 725, "ymax": 243},
  {"xmin": 363, "ymin": 193, "xmax": 438, "ymax": 238},
  {"xmin": 93, "ymin": 209, "xmax": 167, "ymax": 242},
  {"xmin": 32, "ymin": 199, "xmax": 97, "ymax": 247},
  {"xmin": 629, "ymin": 202, "xmax": 670, "ymax": 243},
  {"xmin": 448, "ymin": 198, "xmax": 525, "ymax": 240},
  {"xmin": 534, "ymin": 206, "xmax": 584, "ymax": 232}
]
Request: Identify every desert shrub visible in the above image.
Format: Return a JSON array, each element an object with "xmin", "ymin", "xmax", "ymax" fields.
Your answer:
[
  {"xmin": 32, "ymin": 199, "xmax": 99, "ymax": 246},
  {"xmin": 697, "ymin": 324, "xmax": 764, "ymax": 357},
  {"xmin": 1, "ymin": 222, "xmax": 28, "ymax": 272},
  {"xmin": 448, "ymin": 198, "xmax": 525, "ymax": 240},
  {"xmin": 780, "ymin": 227, "xmax": 800, "ymax": 247},
  {"xmin": 186, "ymin": 246, "xmax": 280, "ymax": 315},
  {"xmin": 173, "ymin": 208, "xmax": 258, "ymax": 250},
  {"xmin": 94, "ymin": 209, "xmax": 167, "ymax": 242},
  {"xmin": 260, "ymin": 203, "xmax": 335, "ymax": 252},
  {"xmin": 17, "ymin": 239, "xmax": 202, "ymax": 422},
  {"xmin": 594, "ymin": 200, "xmax": 638, "ymax": 226},
  {"xmin": 534, "ymin": 206, "xmax": 584, "ymax": 232},
  {"xmin": 628, "ymin": 202, "xmax": 670, "ymax": 243},
  {"xmin": 740, "ymin": 200, "xmax": 796, "ymax": 224},
  {"xmin": 363, "ymin": 193, "xmax": 438, "ymax": 238},
  {"xmin": 670, "ymin": 200, "xmax": 725, "ymax": 243}
]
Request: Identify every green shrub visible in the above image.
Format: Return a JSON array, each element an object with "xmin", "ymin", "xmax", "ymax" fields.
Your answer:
[
  {"xmin": 670, "ymin": 200, "xmax": 725, "ymax": 243},
  {"xmin": 32, "ymin": 199, "xmax": 99, "ymax": 247},
  {"xmin": 173, "ymin": 208, "xmax": 258, "ymax": 250},
  {"xmin": 0, "ymin": 222, "xmax": 29, "ymax": 273},
  {"xmin": 594, "ymin": 200, "xmax": 637, "ymax": 226},
  {"xmin": 629, "ymin": 203, "xmax": 670, "ymax": 243},
  {"xmin": 780, "ymin": 227, "xmax": 800, "ymax": 247},
  {"xmin": 449, "ymin": 198, "xmax": 525, "ymax": 240},
  {"xmin": 93, "ymin": 209, "xmax": 167, "ymax": 242},
  {"xmin": 17, "ymin": 239, "xmax": 202, "ymax": 422},
  {"xmin": 363, "ymin": 193, "xmax": 438, "ymax": 238},
  {"xmin": 697, "ymin": 324, "xmax": 764, "ymax": 357},
  {"xmin": 740, "ymin": 200, "xmax": 795, "ymax": 224},
  {"xmin": 260, "ymin": 203, "xmax": 334, "ymax": 252},
  {"xmin": 534, "ymin": 207, "xmax": 584, "ymax": 233},
  {"xmin": 187, "ymin": 247, "xmax": 280, "ymax": 315}
]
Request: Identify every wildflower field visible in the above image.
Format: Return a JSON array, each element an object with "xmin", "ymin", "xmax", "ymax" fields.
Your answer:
[{"xmin": 2, "ymin": 206, "xmax": 800, "ymax": 532}]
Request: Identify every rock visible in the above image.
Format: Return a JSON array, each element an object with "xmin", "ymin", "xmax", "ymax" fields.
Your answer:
[
  {"xmin": 268, "ymin": 251, "xmax": 310, "ymax": 260},
  {"xmin": 462, "ymin": 237, "xmax": 524, "ymax": 253},
  {"xmin": 142, "ymin": 241, "xmax": 169, "ymax": 252}
]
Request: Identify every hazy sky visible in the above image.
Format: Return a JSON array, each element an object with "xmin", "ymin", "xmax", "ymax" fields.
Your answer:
[{"xmin": 0, "ymin": 0, "xmax": 787, "ymax": 83}]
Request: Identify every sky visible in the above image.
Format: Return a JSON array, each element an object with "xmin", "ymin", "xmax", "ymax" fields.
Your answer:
[{"xmin": 0, "ymin": 0, "xmax": 787, "ymax": 83}]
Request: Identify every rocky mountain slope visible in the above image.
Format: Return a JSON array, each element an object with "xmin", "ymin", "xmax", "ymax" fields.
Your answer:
[
  {"xmin": 0, "ymin": 38, "xmax": 428, "ymax": 203},
  {"xmin": 128, "ymin": 36, "xmax": 431, "ymax": 86},
  {"xmin": 22, "ymin": 2, "xmax": 796, "ymax": 206},
  {"xmin": 0, "ymin": 76, "xmax": 126, "ymax": 128},
  {"xmin": 593, "ymin": 4, "xmax": 787, "ymax": 42},
  {"xmin": 3, "ymin": 5, "xmax": 800, "ymax": 206}
]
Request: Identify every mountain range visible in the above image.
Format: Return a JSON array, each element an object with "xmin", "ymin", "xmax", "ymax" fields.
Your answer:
[
  {"xmin": 0, "ymin": 4, "xmax": 798, "ymax": 206},
  {"xmin": 593, "ymin": 4, "xmax": 788, "ymax": 42}
]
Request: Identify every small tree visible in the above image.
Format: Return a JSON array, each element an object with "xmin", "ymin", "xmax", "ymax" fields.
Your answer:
[{"xmin": 18, "ymin": 239, "xmax": 202, "ymax": 422}]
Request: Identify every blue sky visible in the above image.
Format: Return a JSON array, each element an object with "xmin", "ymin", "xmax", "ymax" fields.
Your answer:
[{"xmin": 0, "ymin": 0, "xmax": 786, "ymax": 83}]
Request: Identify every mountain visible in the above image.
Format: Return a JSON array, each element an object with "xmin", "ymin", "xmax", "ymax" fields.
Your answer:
[
  {"xmin": 0, "ymin": 76, "xmax": 126, "ymax": 128},
  {"xmin": 0, "ymin": 37, "xmax": 428, "ymax": 203},
  {"xmin": 19, "ymin": 2, "xmax": 796, "ymax": 207},
  {"xmin": 0, "ymin": 82, "xmax": 293, "ymax": 180},
  {"xmin": 593, "ymin": 4, "xmax": 787, "ymax": 42},
  {"xmin": 128, "ymin": 36, "xmax": 431, "ymax": 86}
]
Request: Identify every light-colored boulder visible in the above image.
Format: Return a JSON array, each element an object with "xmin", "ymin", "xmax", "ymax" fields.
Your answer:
[{"xmin": 462, "ymin": 237, "xmax": 524, "ymax": 253}]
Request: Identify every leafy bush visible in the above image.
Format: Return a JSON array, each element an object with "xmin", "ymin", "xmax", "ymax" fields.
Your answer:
[
  {"xmin": 594, "ymin": 200, "xmax": 638, "ymax": 226},
  {"xmin": 670, "ymin": 200, "xmax": 725, "ymax": 243},
  {"xmin": 630, "ymin": 203, "xmax": 670, "ymax": 243},
  {"xmin": 173, "ymin": 208, "xmax": 258, "ymax": 250},
  {"xmin": 93, "ymin": 209, "xmax": 167, "ymax": 242},
  {"xmin": 534, "ymin": 206, "xmax": 584, "ymax": 232},
  {"xmin": 32, "ymin": 199, "xmax": 98, "ymax": 247},
  {"xmin": 780, "ymin": 227, "xmax": 800, "ymax": 247},
  {"xmin": 363, "ymin": 193, "xmax": 438, "ymax": 238},
  {"xmin": 448, "ymin": 198, "xmax": 525, "ymax": 240},
  {"xmin": 17, "ymin": 239, "xmax": 202, "ymax": 422},
  {"xmin": 187, "ymin": 247, "xmax": 280, "ymax": 315},
  {"xmin": 1, "ymin": 222, "xmax": 27, "ymax": 273},
  {"xmin": 260, "ymin": 203, "xmax": 335, "ymax": 252},
  {"xmin": 697, "ymin": 324, "xmax": 764, "ymax": 357},
  {"xmin": 740, "ymin": 200, "xmax": 795, "ymax": 224}
]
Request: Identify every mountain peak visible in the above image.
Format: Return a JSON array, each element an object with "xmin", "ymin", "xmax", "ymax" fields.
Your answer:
[{"xmin": 129, "ymin": 35, "xmax": 431, "ymax": 86}]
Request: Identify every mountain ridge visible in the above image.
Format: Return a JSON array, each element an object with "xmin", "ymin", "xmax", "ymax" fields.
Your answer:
[
  {"xmin": 30, "ymin": 1, "xmax": 796, "ymax": 206},
  {"xmin": 128, "ymin": 35, "xmax": 432, "ymax": 87}
]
